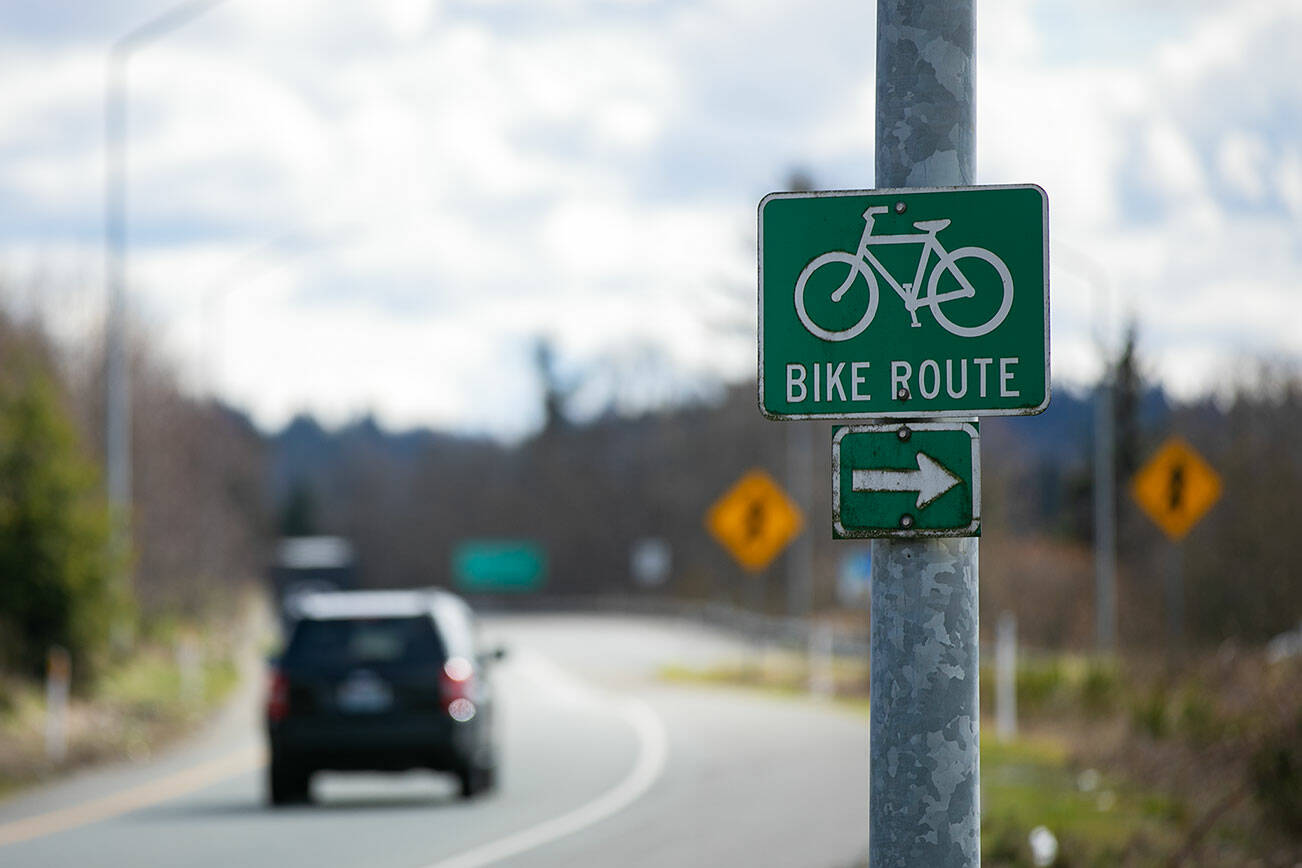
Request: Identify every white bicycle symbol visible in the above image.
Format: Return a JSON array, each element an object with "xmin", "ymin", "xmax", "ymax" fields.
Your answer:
[{"xmin": 794, "ymin": 205, "xmax": 1013, "ymax": 341}]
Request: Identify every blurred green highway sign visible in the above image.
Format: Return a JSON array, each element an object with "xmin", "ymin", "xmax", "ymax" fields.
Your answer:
[
  {"xmin": 832, "ymin": 422, "xmax": 979, "ymax": 538},
  {"xmin": 759, "ymin": 185, "xmax": 1049, "ymax": 419},
  {"xmin": 452, "ymin": 541, "xmax": 547, "ymax": 592}
]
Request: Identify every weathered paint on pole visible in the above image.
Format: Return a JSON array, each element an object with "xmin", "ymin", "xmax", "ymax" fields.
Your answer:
[
  {"xmin": 875, "ymin": 0, "xmax": 975, "ymax": 189},
  {"xmin": 870, "ymin": 539, "xmax": 979, "ymax": 865},
  {"xmin": 871, "ymin": 1, "xmax": 980, "ymax": 865}
]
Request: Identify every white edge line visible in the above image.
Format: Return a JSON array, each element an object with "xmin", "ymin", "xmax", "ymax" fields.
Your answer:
[{"xmin": 421, "ymin": 698, "xmax": 668, "ymax": 868}]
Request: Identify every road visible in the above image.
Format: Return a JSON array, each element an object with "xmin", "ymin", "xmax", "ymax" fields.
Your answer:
[{"xmin": 0, "ymin": 614, "xmax": 869, "ymax": 868}]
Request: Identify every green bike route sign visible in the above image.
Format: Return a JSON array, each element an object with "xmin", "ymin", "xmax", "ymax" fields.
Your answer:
[
  {"xmin": 759, "ymin": 185, "xmax": 1049, "ymax": 419},
  {"xmin": 833, "ymin": 422, "xmax": 980, "ymax": 538}
]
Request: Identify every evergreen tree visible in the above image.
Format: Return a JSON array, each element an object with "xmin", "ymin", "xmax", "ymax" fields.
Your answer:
[
  {"xmin": 0, "ymin": 338, "xmax": 116, "ymax": 678},
  {"xmin": 1113, "ymin": 319, "xmax": 1145, "ymax": 488},
  {"xmin": 279, "ymin": 479, "xmax": 318, "ymax": 536}
]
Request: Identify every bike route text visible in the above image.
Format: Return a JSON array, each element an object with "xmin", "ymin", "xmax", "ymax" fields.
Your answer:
[{"xmin": 785, "ymin": 356, "xmax": 1021, "ymax": 405}]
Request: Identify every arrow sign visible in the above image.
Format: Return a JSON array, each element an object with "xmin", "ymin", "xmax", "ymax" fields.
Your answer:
[
  {"xmin": 851, "ymin": 452, "xmax": 961, "ymax": 509},
  {"xmin": 833, "ymin": 423, "xmax": 979, "ymax": 539}
]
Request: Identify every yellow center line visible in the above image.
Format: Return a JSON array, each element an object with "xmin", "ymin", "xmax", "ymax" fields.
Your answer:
[{"xmin": 0, "ymin": 743, "xmax": 265, "ymax": 848}]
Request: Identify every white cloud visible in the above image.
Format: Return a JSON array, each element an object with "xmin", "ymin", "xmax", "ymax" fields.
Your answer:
[
  {"xmin": 1217, "ymin": 132, "xmax": 1269, "ymax": 201},
  {"xmin": 0, "ymin": 0, "xmax": 1300, "ymax": 435},
  {"xmin": 381, "ymin": 0, "xmax": 440, "ymax": 41},
  {"xmin": 1142, "ymin": 121, "xmax": 1205, "ymax": 200},
  {"xmin": 1279, "ymin": 151, "xmax": 1302, "ymax": 218}
]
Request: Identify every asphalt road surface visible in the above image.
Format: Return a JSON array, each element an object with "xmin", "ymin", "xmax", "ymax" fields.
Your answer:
[{"xmin": 0, "ymin": 614, "xmax": 869, "ymax": 868}]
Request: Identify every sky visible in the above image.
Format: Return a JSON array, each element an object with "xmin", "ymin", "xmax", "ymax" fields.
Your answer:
[{"xmin": 0, "ymin": 0, "xmax": 1299, "ymax": 438}]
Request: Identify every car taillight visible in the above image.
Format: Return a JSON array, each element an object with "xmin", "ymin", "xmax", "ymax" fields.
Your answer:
[
  {"xmin": 440, "ymin": 657, "xmax": 476, "ymax": 722},
  {"xmin": 267, "ymin": 669, "xmax": 290, "ymax": 723}
]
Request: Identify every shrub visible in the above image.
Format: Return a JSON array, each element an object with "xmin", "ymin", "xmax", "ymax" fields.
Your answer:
[
  {"xmin": 1018, "ymin": 659, "xmax": 1067, "ymax": 714},
  {"xmin": 1080, "ymin": 662, "xmax": 1121, "ymax": 715},
  {"xmin": 1251, "ymin": 713, "xmax": 1302, "ymax": 838},
  {"xmin": 1130, "ymin": 686, "xmax": 1170, "ymax": 739}
]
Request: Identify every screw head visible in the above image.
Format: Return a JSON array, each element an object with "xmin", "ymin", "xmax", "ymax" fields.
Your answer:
[
  {"xmin": 897, "ymin": 426, "xmax": 911, "ymax": 441},
  {"xmin": 894, "ymin": 201, "xmax": 907, "ymax": 214},
  {"xmin": 899, "ymin": 514, "xmax": 915, "ymax": 529},
  {"xmin": 896, "ymin": 387, "xmax": 910, "ymax": 401}
]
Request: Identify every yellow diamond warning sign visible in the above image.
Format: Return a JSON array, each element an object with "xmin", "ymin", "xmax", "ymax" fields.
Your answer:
[
  {"xmin": 706, "ymin": 469, "xmax": 803, "ymax": 571},
  {"xmin": 1131, "ymin": 437, "xmax": 1222, "ymax": 541}
]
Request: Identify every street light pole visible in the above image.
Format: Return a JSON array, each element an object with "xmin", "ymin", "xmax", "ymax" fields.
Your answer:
[
  {"xmin": 1094, "ymin": 359, "xmax": 1118, "ymax": 652},
  {"xmin": 786, "ymin": 421, "xmax": 814, "ymax": 617},
  {"xmin": 105, "ymin": 54, "xmax": 129, "ymax": 559},
  {"xmin": 1061, "ymin": 248, "xmax": 1118, "ymax": 654},
  {"xmin": 104, "ymin": 0, "xmax": 232, "ymax": 590}
]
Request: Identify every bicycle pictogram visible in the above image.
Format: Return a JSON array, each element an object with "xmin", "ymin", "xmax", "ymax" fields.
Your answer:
[{"xmin": 794, "ymin": 206, "xmax": 1014, "ymax": 342}]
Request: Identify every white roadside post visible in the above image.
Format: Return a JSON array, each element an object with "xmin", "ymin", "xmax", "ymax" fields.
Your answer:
[
  {"xmin": 45, "ymin": 647, "xmax": 71, "ymax": 764},
  {"xmin": 631, "ymin": 538, "xmax": 673, "ymax": 589},
  {"xmin": 996, "ymin": 612, "xmax": 1017, "ymax": 742},
  {"xmin": 177, "ymin": 633, "xmax": 204, "ymax": 704},
  {"xmin": 809, "ymin": 621, "xmax": 836, "ymax": 699},
  {"xmin": 870, "ymin": 1, "xmax": 980, "ymax": 865}
]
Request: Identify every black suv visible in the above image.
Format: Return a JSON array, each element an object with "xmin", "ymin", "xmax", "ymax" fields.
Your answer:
[{"xmin": 266, "ymin": 589, "xmax": 500, "ymax": 805}]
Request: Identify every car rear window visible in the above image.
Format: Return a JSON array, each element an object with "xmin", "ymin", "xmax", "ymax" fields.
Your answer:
[{"xmin": 283, "ymin": 616, "xmax": 446, "ymax": 667}]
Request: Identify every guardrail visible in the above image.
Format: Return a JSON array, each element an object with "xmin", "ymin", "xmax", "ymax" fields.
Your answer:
[{"xmin": 467, "ymin": 593, "xmax": 874, "ymax": 660}]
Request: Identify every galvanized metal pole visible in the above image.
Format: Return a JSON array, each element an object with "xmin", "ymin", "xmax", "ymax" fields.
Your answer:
[
  {"xmin": 1166, "ymin": 542, "xmax": 1184, "ymax": 647},
  {"xmin": 871, "ymin": 1, "xmax": 980, "ymax": 866}
]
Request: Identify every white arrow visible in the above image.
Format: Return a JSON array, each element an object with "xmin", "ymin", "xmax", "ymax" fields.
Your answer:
[{"xmin": 851, "ymin": 452, "xmax": 961, "ymax": 510}]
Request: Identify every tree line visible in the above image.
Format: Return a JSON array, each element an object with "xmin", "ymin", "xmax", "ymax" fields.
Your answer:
[
  {"xmin": 274, "ymin": 335, "xmax": 1302, "ymax": 649},
  {"xmin": 4, "ymin": 297, "xmax": 1300, "ymax": 684}
]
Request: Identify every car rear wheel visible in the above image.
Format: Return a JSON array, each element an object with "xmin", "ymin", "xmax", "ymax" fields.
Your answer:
[
  {"xmin": 268, "ymin": 759, "xmax": 312, "ymax": 806},
  {"xmin": 457, "ymin": 763, "xmax": 495, "ymax": 799}
]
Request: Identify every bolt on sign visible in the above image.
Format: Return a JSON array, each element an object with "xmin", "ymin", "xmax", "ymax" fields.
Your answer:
[
  {"xmin": 706, "ymin": 469, "xmax": 804, "ymax": 571},
  {"xmin": 1131, "ymin": 437, "xmax": 1222, "ymax": 540},
  {"xmin": 833, "ymin": 422, "xmax": 980, "ymax": 538},
  {"xmin": 758, "ymin": 185, "xmax": 1049, "ymax": 420}
]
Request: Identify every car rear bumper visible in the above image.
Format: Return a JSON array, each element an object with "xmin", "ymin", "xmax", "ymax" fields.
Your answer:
[{"xmin": 269, "ymin": 714, "xmax": 475, "ymax": 772}]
